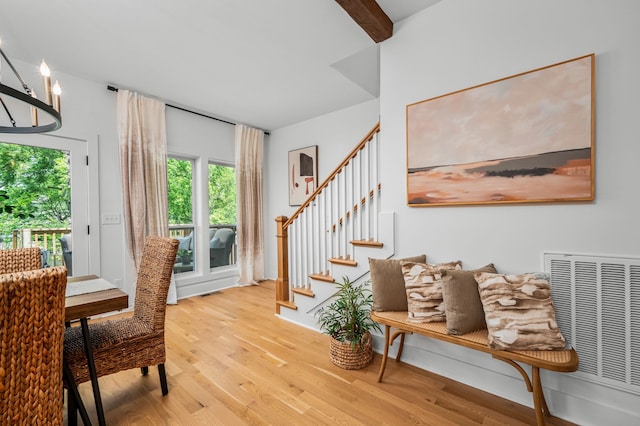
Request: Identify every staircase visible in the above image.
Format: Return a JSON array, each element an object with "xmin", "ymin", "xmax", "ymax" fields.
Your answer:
[{"xmin": 275, "ymin": 124, "xmax": 395, "ymax": 329}]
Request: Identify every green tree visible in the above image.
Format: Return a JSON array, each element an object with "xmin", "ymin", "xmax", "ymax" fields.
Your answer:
[
  {"xmin": 0, "ymin": 142, "xmax": 71, "ymax": 240},
  {"xmin": 167, "ymin": 158, "xmax": 193, "ymax": 224},
  {"xmin": 208, "ymin": 164, "xmax": 236, "ymax": 225}
]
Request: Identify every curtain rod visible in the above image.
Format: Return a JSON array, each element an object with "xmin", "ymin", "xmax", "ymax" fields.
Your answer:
[{"xmin": 107, "ymin": 85, "xmax": 269, "ymax": 135}]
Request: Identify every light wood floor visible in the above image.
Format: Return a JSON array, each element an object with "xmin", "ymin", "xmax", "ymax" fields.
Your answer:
[{"xmin": 65, "ymin": 280, "xmax": 575, "ymax": 425}]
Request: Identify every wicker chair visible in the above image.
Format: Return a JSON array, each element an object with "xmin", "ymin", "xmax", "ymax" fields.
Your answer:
[
  {"xmin": 0, "ymin": 247, "xmax": 42, "ymax": 273},
  {"xmin": 63, "ymin": 236, "xmax": 178, "ymax": 418},
  {"xmin": 0, "ymin": 266, "xmax": 68, "ymax": 425}
]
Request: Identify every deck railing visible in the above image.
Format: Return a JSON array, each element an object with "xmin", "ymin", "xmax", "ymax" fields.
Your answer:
[{"xmin": 3, "ymin": 228, "xmax": 71, "ymax": 267}]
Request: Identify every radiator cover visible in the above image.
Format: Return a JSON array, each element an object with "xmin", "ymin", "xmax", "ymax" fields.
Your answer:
[{"xmin": 544, "ymin": 252, "xmax": 640, "ymax": 393}]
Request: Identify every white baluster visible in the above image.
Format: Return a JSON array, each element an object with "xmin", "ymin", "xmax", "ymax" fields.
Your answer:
[
  {"xmin": 363, "ymin": 143, "xmax": 370, "ymax": 241},
  {"xmin": 372, "ymin": 133, "xmax": 379, "ymax": 242}
]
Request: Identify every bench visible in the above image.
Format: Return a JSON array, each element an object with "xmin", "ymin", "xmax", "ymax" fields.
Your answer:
[{"xmin": 371, "ymin": 310, "xmax": 579, "ymax": 426}]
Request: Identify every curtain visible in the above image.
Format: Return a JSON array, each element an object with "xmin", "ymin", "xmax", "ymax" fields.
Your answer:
[
  {"xmin": 235, "ymin": 124, "xmax": 265, "ymax": 286},
  {"xmin": 117, "ymin": 90, "xmax": 177, "ymax": 303}
]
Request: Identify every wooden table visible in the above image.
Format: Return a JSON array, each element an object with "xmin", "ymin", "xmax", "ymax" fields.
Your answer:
[{"xmin": 65, "ymin": 275, "xmax": 128, "ymax": 426}]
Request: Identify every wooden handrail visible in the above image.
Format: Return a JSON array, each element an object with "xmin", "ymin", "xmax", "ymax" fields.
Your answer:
[
  {"xmin": 275, "ymin": 123, "xmax": 380, "ymax": 313},
  {"xmin": 283, "ymin": 123, "xmax": 380, "ymax": 229}
]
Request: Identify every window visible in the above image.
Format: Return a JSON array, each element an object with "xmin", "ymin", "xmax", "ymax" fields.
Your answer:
[
  {"xmin": 208, "ymin": 163, "xmax": 236, "ymax": 268},
  {"xmin": 167, "ymin": 157, "xmax": 194, "ymax": 274}
]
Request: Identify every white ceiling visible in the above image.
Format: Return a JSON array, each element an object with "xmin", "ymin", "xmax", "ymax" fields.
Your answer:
[{"xmin": 0, "ymin": 0, "xmax": 439, "ymax": 131}]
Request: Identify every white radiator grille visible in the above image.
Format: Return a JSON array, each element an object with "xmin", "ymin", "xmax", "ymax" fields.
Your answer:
[{"xmin": 544, "ymin": 253, "xmax": 640, "ymax": 393}]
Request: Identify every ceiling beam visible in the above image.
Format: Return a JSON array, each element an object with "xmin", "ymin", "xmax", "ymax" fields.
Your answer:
[{"xmin": 335, "ymin": 0, "xmax": 393, "ymax": 43}]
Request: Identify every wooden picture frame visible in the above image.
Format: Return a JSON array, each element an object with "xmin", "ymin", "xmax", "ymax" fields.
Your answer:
[
  {"xmin": 406, "ymin": 54, "xmax": 595, "ymax": 207},
  {"xmin": 288, "ymin": 145, "xmax": 318, "ymax": 206}
]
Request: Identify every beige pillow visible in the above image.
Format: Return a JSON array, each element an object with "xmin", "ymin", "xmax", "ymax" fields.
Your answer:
[
  {"xmin": 441, "ymin": 264, "xmax": 497, "ymax": 335},
  {"xmin": 475, "ymin": 272, "xmax": 567, "ymax": 350},
  {"xmin": 369, "ymin": 255, "xmax": 427, "ymax": 311},
  {"xmin": 402, "ymin": 261, "xmax": 462, "ymax": 323}
]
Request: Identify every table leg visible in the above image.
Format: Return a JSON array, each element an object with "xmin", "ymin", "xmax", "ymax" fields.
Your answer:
[{"xmin": 80, "ymin": 318, "xmax": 106, "ymax": 426}]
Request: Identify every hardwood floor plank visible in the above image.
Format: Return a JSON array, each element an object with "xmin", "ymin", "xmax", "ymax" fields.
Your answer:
[{"xmin": 64, "ymin": 281, "xmax": 575, "ymax": 425}]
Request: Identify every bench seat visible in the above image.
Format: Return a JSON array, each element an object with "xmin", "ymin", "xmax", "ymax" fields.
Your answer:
[{"xmin": 371, "ymin": 310, "xmax": 579, "ymax": 426}]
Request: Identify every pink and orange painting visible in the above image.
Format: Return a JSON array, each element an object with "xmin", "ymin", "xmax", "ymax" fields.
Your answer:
[{"xmin": 406, "ymin": 54, "xmax": 594, "ymax": 206}]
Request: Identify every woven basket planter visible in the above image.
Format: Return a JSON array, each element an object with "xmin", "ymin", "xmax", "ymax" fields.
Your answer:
[{"xmin": 329, "ymin": 332, "xmax": 373, "ymax": 370}]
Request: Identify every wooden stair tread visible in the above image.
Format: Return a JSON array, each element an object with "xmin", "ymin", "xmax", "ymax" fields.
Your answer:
[
  {"xmin": 309, "ymin": 274, "xmax": 335, "ymax": 283},
  {"xmin": 292, "ymin": 287, "xmax": 315, "ymax": 298},
  {"xmin": 351, "ymin": 240, "xmax": 383, "ymax": 248},
  {"xmin": 328, "ymin": 257, "xmax": 357, "ymax": 267},
  {"xmin": 276, "ymin": 300, "xmax": 297, "ymax": 310}
]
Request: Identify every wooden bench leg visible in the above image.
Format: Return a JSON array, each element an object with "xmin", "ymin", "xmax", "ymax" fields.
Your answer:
[
  {"xmin": 395, "ymin": 331, "xmax": 406, "ymax": 362},
  {"xmin": 494, "ymin": 356, "xmax": 550, "ymax": 426},
  {"xmin": 377, "ymin": 325, "xmax": 391, "ymax": 383},
  {"xmin": 532, "ymin": 366, "xmax": 550, "ymax": 425},
  {"xmin": 377, "ymin": 325, "xmax": 411, "ymax": 383}
]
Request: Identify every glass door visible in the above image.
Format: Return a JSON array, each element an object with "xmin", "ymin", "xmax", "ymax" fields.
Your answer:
[{"xmin": 0, "ymin": 133, "xmax": 90, "ymax": 276}]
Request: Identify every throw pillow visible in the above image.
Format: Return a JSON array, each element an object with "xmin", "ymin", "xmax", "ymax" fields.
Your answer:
[
  {"xmin": 441, "ymin": 264, "xmax": 497, "ymax": 335},
  {"xmin": 475, "ymin": 272, "xmax": 567, "ymax": 350},
  {"xmin": 369, "ymin": 255, "xmax": 427, "ymax": 311},
  {"xmin": 402, "ymin": 261, "xmax": 462, "ymax": 323}
]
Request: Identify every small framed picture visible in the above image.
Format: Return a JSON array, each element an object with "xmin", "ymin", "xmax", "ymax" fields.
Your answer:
[{"xmin": 288, "ymin": 145, "xmax": 318, "ymax": 206}]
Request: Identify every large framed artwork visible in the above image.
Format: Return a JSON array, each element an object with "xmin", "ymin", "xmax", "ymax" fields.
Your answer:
[
  {"xmin": 406, "ymin": 54, "xmax": 595, "ymax": 207},
  {"xmin": 288, "ymin": 145, "xmax": 318, "ymax": 206}
]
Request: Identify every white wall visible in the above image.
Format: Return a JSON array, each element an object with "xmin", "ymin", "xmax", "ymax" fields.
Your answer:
[
  {"xmin": 381, "ymin": 0, "xmax": 640, "ymax": 272},
  {"xmin": 8, "ymin": 59, "xmax": 239, "ymax": 299},
  {"xmin": 266, "ymin": 1, "xmax": 640, "ymax": 424},
  {"xmin": 264, "ymin": 98, "xmax": 379, "ymax": 279},
  {"xmin": 382, "ymin": 1, "xmax": 640, "ymax": 424}
]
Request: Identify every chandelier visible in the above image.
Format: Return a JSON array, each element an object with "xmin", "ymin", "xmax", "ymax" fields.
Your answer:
[{"xmin": 0, "ymin": 37, "xmax": 62, "ymax": 133}]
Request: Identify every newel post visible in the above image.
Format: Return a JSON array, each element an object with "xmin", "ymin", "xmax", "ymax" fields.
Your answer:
[{"xmin": 275, "ymin": 216, "xmax": 289, "ymax": 314}]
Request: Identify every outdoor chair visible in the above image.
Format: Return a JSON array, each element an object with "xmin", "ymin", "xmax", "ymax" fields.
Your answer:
[
  {"xmin": 63, "ymin": 236, "xmax": 178, "ymax": 421},
  {"xmin": 59, "ymin": 234, "xmax": 73, "ymax": 276},
  {"xmin": 209, "ymin": 228, "xmax": 235, "ymax": 267},
  {"xmin": 0, "ymin": 266, "xmax": 68, "ymax": 425}
]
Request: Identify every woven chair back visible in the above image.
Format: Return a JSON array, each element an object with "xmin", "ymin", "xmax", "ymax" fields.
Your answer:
[
  {"xmin": 133, "ymin": 236, "xmax": 179, "ymax": 330},
  {"xmin": 0, "ymin": 247, "xmax": 42, "ymax": 274},
  {"xmin": 0, "ymin": 266, "xmax": 68, "ymax": 425}
]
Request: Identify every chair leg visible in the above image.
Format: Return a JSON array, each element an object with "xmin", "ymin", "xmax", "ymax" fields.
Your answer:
[
  {"xmin": 141, "ymin": 366, "xmax": 149, "ymax": 376},
  {"xmin": 63, "ymin": 362, "xmax": 92, "ymax": 426},
  {"xmin": 67, "ymin": 388, "xmax": 78, "ymax": 426},
  {"xmin": 158, "ymin": 364, "xmax": 169, "ymax": 395}
]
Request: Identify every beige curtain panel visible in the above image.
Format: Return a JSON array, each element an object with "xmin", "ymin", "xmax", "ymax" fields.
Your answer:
[
  {"xmin": 235, "ymin": 124, "xmax": 265, "ymax": 285},
  {"xmin": 117, "ymin": 90, "xmax": 176, "ymax": 302}
]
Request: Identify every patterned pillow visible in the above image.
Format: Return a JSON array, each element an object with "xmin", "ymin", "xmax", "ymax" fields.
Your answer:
[
  {"xmin": 402, "ymin": 261, "xmax": 462, "ymax": 323},
  {"xmin": 369, "ymin": 255, "xmax": 427, "ymax": 311},
  {"xmin": 441, "ymin": 264, "xmax": 497, "ymax": 335},
  {"xmin": 475, "ymin": 272, "xmax": 567, "ymax": 350}
]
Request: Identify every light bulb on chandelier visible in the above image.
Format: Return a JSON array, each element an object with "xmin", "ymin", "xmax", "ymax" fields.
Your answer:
[{"xmin": 0, "ymin": 37, "xmax": 62, "ymax": 133}]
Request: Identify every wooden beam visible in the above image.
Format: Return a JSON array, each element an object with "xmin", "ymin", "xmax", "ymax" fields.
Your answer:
[{"xmin": 335, "ymin": 0, "xmax": 393, "ymax": 43}]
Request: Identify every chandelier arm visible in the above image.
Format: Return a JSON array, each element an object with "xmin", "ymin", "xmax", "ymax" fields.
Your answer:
[
  {"xmin": 0, "ymin": 83, "xmax": 61, "ymax": 133},
  {"xmin": 0, "ymin": 96, "xmax": 17, "ymax": 127},
  {"xmin": 0, "ymin": 47, "xmax": 31, "ymax": 94}
]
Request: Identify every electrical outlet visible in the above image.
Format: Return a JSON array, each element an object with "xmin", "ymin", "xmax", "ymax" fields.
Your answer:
[{"xmin": 102, "ymin": 213, "xmax": 121, "ymax": 225}]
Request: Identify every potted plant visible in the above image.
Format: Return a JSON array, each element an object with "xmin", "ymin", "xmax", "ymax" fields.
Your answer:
[
  {"xmin": 316, "ymin": 276, "xmax": 381, "ymax": 369},
  {"xmin": 177, "ymin": 249, "xmax": 192, "ymax": 265}
]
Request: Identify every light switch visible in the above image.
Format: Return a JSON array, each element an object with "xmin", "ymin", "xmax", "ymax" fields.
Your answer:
[{"xmin": 102, "ymin": 213, "xmax": 121, "ymax": 225}]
